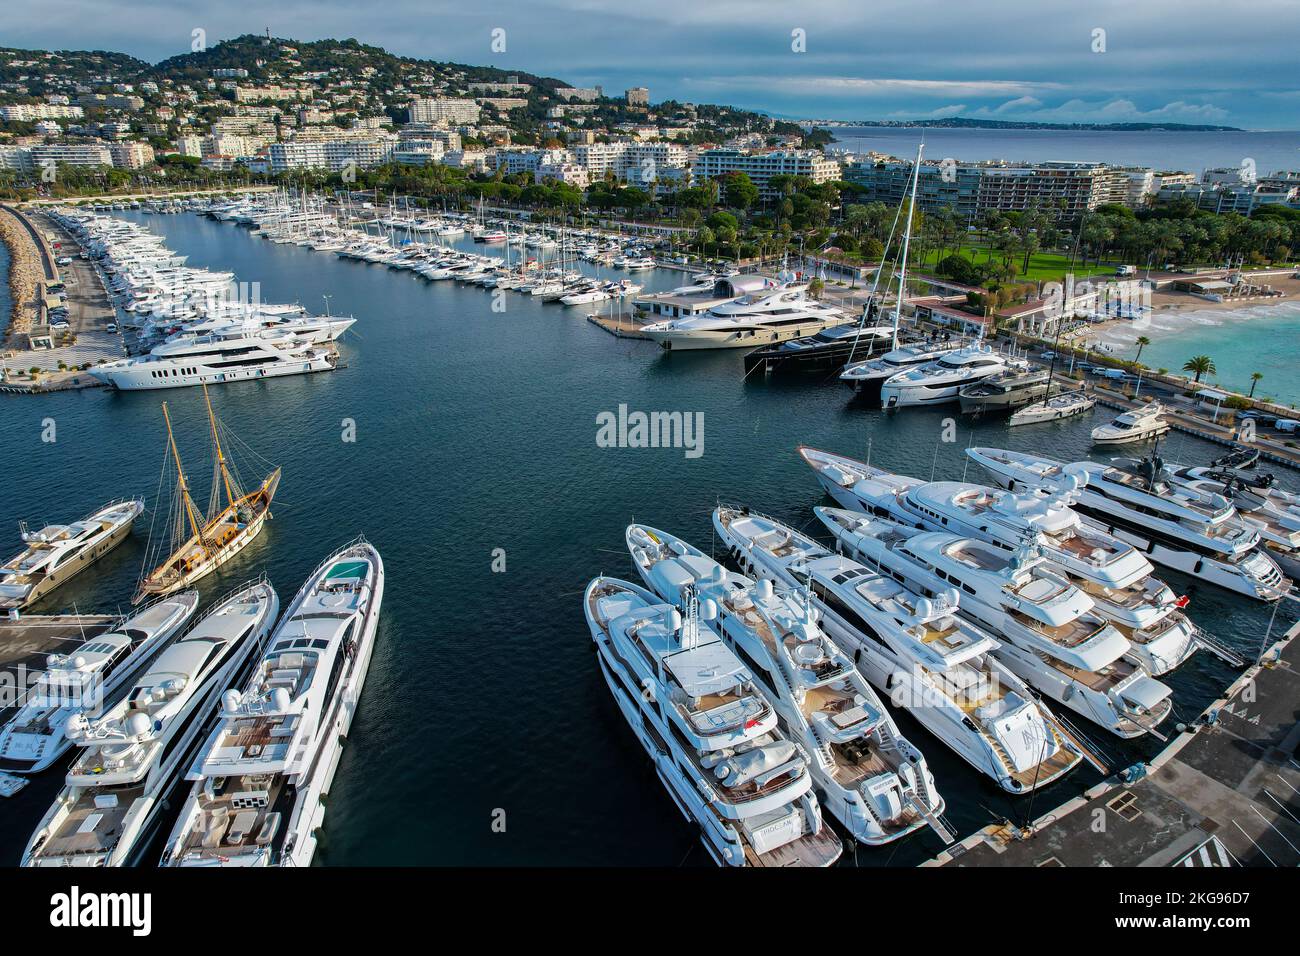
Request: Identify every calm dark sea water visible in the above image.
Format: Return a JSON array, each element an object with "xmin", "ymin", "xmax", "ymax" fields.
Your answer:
[
  {"xmin": 832, "ymin": 126, "xmax": 1300, "ymax": 174},
  {"xmin": 0, "ymin": 212, "xmax": 1294, "ymax": 865}
]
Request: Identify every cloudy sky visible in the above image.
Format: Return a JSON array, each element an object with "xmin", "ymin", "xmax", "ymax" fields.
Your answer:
[{"xmin": 6, "ymin": 0, "xmax": 1300, "ymax": 128}]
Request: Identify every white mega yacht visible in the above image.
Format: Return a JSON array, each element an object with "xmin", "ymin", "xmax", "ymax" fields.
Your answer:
[
  {"xmin": 162, "ymin": 540, "xmax": 384, "ymax": 867},
  {"xmin": 89, "ymin": 327, "xmax": 339, "ymax": 390},
  {"xmin": 627, "ymin": 524, "xmax": 948, "ymax": 844},
  {"xmin": 879, "ymin": 344, "xmax": 1010, "ymax": 408},
  {"xmin": 23, "ymin": 581, "xmax": 279, "ymax": 867},
  {"xmin": 640, "ymin": 284, "xmax": 851, "ymax": 350},
  {"xmin": 0, "ymin": 499, "xmax": 144, "ymax": 610},
  {"xmin": 798, "ymin": 446, "xmax": 1219, "ymax": 674},
  {"xmin": 713, "ymin": 507, "xmax": 1086, "ymax": 793},
  {"xmin": 585, "ymin": 575, "xmax": 842, "ymax": 867},
  {"xmin": 819, "ymin": 517, "xmax": 1173, "ymax": 738},
  {"xmin": 967, "ymin": 447, "xmax": 1290, "ymax": 601},
  {"xmin": 0, "ymin": 592, "xmax": 199, "ymax": 774}
]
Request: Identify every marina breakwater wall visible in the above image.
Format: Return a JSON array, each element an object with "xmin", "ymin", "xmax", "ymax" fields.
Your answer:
[{"xmin": 0, "ymin": 205, "xmax": 46, "ymax": 346}]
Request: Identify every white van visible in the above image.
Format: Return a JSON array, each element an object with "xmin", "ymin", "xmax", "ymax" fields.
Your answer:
[{"xmin": 1275, "ymin": 419, "xmax": 1300, "ymax": 433}]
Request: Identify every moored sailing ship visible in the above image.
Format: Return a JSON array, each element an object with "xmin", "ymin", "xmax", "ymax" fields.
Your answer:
[{"xmin": 134, "ymin": 386, "xmax": 280, "ymax": 603}]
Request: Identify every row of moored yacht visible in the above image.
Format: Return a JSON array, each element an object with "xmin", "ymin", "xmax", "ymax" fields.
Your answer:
[
  {"xmin": 50, "ymin": 210, "xmax": 352, "ymax": 391},
  {"xmin": 586, "ymin": 440, "xmax": 1281, "ymax": 865},
  {"xmin": 13, "ymin": 539, "xmax": 384, "ymax": 867}
]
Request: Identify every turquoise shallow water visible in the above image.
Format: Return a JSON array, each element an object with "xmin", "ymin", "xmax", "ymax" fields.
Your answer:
[
  {"xmin": 1095, "ymin": 302, "xmax": 1300, "ymax": 407},
  {"xmin": 0, "ymin": 212, "xmax": 1294, "ymax": 866}
]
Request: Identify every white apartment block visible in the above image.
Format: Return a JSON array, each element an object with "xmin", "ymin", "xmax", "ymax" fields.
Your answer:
[
  {"xmin": 408, "ymin": 97, "xmax": 480, "ymax": 124},
  {"xmin": 0, "ymin": 103, "xmax": 84, "ymax": 121},
  {"xmin": 268, "ymin": 139, "xmax": 391, "ymax": 172},
  {"xmin": 108, "ymin": 141, "xmax": 155, "ymax": 168},
  {"xmin": 691, "ymin": 149, "xmax": 841, "ymax": 199},
  {"xmin": 535, "ymin": 161, "xmax": 589, "ymax": 188},
  {"xmin": 28, "ymin": 143, "xmax": 114, "ymax": 167},
  {"xmin": 556, "ymin": 87, "xmax": 602, "ymax": 102}
]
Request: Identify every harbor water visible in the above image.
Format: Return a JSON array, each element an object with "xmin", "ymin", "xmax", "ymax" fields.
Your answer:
[{"xmin": 0, "ymin": 210, "xmax": 1295, "ymax": 866}]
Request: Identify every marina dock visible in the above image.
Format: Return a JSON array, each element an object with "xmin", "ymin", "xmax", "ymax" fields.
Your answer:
[
  {"xmin": 0, "ymin": 613, "xmax": 119, "ymax": 728},
  {"xmin": 925, "ymin": 618, "xmax": 1300, "ymax": 868},
  {"xmin": 586, "ymin": 311, "xmax": 651, "ymax": 339}
]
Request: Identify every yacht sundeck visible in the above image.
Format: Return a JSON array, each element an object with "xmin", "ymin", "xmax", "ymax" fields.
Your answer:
[
  {"xmin": 0, "ymin": 592, "xmax": 199, "ymax": 774},
  {"xmin": 627, "ymin": 524, "xmax": 947, "ymax": 843},
  {"xmin": 967, "ymin": 447, "xmax": 1291, "ymax": 601},
  {"xmin": 714, "ymin": 507, "xmax": 1085, "ymax": 792},
  {"xmin": 163, "ymin": 540, "xmax": 384, "ymax": 867},
  {"xmin": 0, "ymin": 499, "xmax": 144, "ymax": 610},
  {"xmin": 585, "ymin": 575, "xmax": 842, "ymax": 867},
  {"xmin": 819, "ymin": 516, "xmax": 1173, "ymax": 738},
  {"xmin": 22, "ymin": 581, "xmax": 278, "ymax": 867}
]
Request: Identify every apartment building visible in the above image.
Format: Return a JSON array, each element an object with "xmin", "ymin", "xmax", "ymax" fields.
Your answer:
[
  {"xmin": 692, "ymin": 148, "xmax": 841, "ymax": 200},
  {"xmin": 28, "ymin": 142, "xmax": 114, "ymax": 167},
  {"xmin": 268, "ymin": 138, "xmax": 391, "ymax": 172},
  {"xmin": 0, "ymin": 103, "xmax": 85, "ymax": 121},
  {"xmin": 108, "ymin": 141, "xmax": 155, "ymax": 168},
  {"xmin": 407, "ymin": 97, "xmax": 480, "ymax": 124}
]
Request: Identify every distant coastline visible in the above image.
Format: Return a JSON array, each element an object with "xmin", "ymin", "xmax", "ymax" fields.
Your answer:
[{"xmin": 801, "ymin": 117, "xmax": 1244, "ymax": 132}]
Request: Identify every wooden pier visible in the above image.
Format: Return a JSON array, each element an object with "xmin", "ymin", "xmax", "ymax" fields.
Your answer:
[{"xmin": 586, "ymin": 312, "xmax": 651, "ymax": 340}]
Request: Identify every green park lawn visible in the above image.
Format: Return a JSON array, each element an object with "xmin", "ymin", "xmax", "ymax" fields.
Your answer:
[{"xmin": 915, "ymin": 243, "xmax": 1119, "ymax": 283}]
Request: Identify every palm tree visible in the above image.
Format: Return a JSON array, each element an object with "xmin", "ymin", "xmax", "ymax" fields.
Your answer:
[
  {"xmin": 1182, "ymin": 354, "xmax": 1216, "ymax": 383},
  {"xmin": 1134, "ymin": 335, "xmax": 1151, "ymax": 362},
  {"xmin": 1249, "ymin": 371, "xmax": 1263, "ymax": 398}
]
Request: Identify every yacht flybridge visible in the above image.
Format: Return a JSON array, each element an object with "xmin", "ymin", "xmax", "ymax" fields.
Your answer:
[
  {"xmin": 627, "ymin": 524, "xmax": 948, "ymax": 844},
  {"xmin": 641, "ymin": 283, "xmax": 851, "ymax": 351},
  {"xmin": 798, "ymin": 445, "xmax": 1218, "ymax": 674},
  {"xmin": 713, "ymin": 507, "xmax": 1085, "ymax": 793},
  {"xmin": 0, "ymin": 592, "xmax": 199, "ymax": 774},
  {"xmin": 135, "ymin": 388, "xmax": 280, "ymax": 603},
  {"xmin": 23, "ymin": 581, "xmax": 278, "ymax": 867},
  {"xmin": 0, "ymin": 499, "xmax": 144, "ymax": 610},
  {"xmin": 163, "ymin": 540, "xmax": 384, "ymax": 867},
  {"xmin": 585, "ymin": 575, "xmax": 842, "ymax": 867},
  {"xmin": 817, "ymin": 515, "xmax": 1173, "ymax": 739},
  {"xmin": 967, "ymin": 447, "xmax": 1291, "ymax": 601}
]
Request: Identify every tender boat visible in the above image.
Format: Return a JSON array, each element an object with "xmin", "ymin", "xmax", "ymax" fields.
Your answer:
[
  {"xmin": 22, "ymin": 580, "xmax": 278, "ymax": 867},
  {"xmin": 627, "ymin": 524, "xmax": 947, "ymax": 844},
  {"xmin": 0, "ymin": 592, "xmax": 199, "ymax": 774},
  {"xmin": 162, "ymin": 540, "xmax": 384, "ymax": 867},
  {"xmin": 585, "ymin": 575, "xmax": 842, "ymax": 867},
  {"xmin": 0, "ymin": 499, "xmax": 144, "ymax": 610}
]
